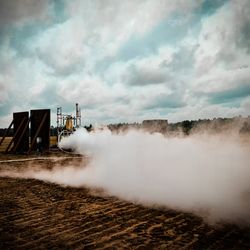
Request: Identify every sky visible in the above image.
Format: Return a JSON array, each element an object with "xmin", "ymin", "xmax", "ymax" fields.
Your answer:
[{"xmin": 0, "ymin": 0, "xmax": 250, "ymax": 127}]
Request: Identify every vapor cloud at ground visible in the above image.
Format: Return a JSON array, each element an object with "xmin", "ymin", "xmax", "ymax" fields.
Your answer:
[{"xmin": 1, "ymin": 129, "xmax": 250, "ymax": 226}]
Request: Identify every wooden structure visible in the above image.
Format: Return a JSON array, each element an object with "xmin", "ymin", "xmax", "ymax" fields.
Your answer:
[
  {"xmin": 13, "ymin": 112, "xmax": 29, "ymax": 153},
  {"xmin": 29, "ymin": 109, "xmax": 50, "ymax": 153},
  {"xmin": 0, "ymin": 109, "xmax": 51, "ymax": 154}
]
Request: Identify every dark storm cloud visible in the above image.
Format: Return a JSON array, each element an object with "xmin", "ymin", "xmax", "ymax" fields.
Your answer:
[
  {"xmin": 124, "ymin": 64, "xmax": 169, "ymax": 86},
  {"xmin": 0, "ymin": 0, "xmax": 49, "ymax": 28},
  {"xmin": 209, "ymin": 84, "xmax": 250, "ymax": 104},
  {"xmin": 117, "ymin": 15, "xmax": 192, "ymax": 62},
  {"xmin": 203, "ymin": 0, "xmax": 250, "ymax": 67},
  {"xmin": 0, "ymin": 102, "xmax": 12, "ymax": 116},
  {"xmin": 200, "ymin": 0, "xmax": 230, "ymax": 15},
  {"xmin": 30, "ymin": 84, "xmax": 61, "ymax": 108},
  {"xmin": 232, "ymin": 0, "xmax": 250, "ymax": 53},
  {"xmin": 165, "ymin": 46, "xmax": 197, "ymax": 73},
  {"xmin": 144, "ymin": 92, "xmax": 186, "ymax": 110}
]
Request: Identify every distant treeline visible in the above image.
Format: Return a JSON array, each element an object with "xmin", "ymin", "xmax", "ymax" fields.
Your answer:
[
  {"xmin": 107, "ymin": 116, "xmax": 250, "ymax": 135},
  {"xmin": 1, "ymin": 116, "xmax": 250, "ymax": 137}
]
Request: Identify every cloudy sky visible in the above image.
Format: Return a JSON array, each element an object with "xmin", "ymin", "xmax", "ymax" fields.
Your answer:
[{"xmin": 0, "ymin": 0, "xmax": 249, "ymax": 127}]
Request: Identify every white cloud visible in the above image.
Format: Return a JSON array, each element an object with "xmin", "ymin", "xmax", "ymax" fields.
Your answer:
[
  {"xmin": 190, "ymin": 0, "xmax": 250, "ymax": 109},
  {"xmin": 0, "ymin": 36, "xmax": 54, "ymax": 119},
  {"xmin": 58, "ymin": 74, "xmax": 127, "ymax": 107},
  {"xmin": 0, "ymin": 0, "xmax": 249, "ymax": 127},
  {"xmin": 195, "ymin": 0, "xmax": 250, "ymax": 75},
  {"xmin": 0, "ymin": 39, "xmax": 17, "ymax": 105},
  {"xmin": 31, "ymin": 18, "xmax": 90, "ymax": 75},
  {"xmin": 104, "ymin": 46, "xmax": 177, "ymax": 86},
  {"xmin": 56, "ymin": 71, "xmax": 180, "ymax": 124},
  {"xmin": 32, "ymin": 0, "xmax": 200, "ymax": 74},
  {"xmin": 67, "ymin": 0, "xmax": 200, "ymax": 36},
  {"xmin": 166, "ymin": 101, "xmax": 249, "ymax": 123},
  {"xmin": 194, "ymin": 67, "xmax": 250, "ymax": 94}
]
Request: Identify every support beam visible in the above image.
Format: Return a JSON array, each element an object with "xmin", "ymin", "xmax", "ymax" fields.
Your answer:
[
  {"xmin": 12, "ymin": 117, "xmax": 30, "ymax": 153},
  {"xmin": 5, "ymin": 117, "xmax": 26, "ymax": 153}
]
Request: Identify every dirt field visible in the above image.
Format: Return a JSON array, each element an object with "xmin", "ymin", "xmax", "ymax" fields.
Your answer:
[{"xmin": 0, "ymin": 154, "xmax": 249, "ymax": 249}]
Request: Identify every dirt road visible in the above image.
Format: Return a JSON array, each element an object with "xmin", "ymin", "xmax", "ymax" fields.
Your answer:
[{"xmin": 0, "ymin": 155, "xmax": 249, "ymax": 249}]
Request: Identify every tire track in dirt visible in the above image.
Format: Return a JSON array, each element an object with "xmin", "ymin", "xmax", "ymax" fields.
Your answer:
[{"xmin": 0, "ymin": 158, "xmax": 250, "ymax": 249}]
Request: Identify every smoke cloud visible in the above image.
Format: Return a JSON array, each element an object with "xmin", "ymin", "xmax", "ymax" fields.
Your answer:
[{"xmin": 1, "ymin": 129, "xmax": 250, "ymax": 225}]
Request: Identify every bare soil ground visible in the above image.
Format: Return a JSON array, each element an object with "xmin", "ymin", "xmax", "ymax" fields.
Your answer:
[{"xmin": 0, "ymin": 153, "xmax": 249, "ymax": 250}]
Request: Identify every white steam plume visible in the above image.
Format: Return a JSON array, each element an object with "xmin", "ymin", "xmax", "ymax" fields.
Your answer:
[{"xmin": 1, "ymin": 128, "xmax": 250, "ymax": 225}]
